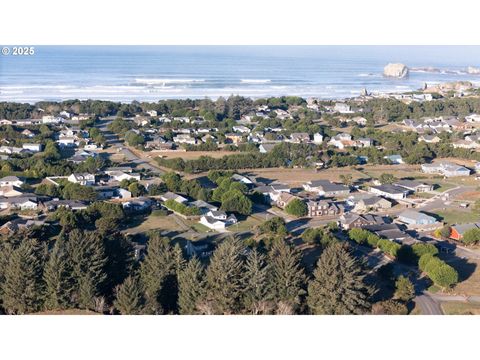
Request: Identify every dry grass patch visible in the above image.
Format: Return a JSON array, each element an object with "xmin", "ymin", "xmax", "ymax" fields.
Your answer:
[{"xmin": 441, "ymin": 301, "xmax": 480, "ymax": 315}]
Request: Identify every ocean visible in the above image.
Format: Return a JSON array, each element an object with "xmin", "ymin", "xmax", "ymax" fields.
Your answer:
[{"xmin": 1, "ymin": 45, "xmax": 480, "ymax": 103}]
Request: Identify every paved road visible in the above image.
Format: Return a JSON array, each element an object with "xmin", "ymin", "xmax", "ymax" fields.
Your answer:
[
  {"xmin": 96, "ymin": 118, "xmax": 163, "ymax": 174},
  {"xmin": 415, "ymin": 294, "xmax": 443, "ymax": 315}
]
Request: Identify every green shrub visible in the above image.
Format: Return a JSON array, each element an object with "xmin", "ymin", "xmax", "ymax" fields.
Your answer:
[
  {"xmin": 285, "ymin": 199, "xmax": 308, "ymax": 217},
  {"xmin": 164, "ymin": 199, "xmax": 200, "ymax": 216},
  {"xmin": 429, "ymin": 263, "xmax": 459, "ymax": 288},
  {"xmin": 151, "ymin": 209, "xmax": 168, "ymax": 217},
  {"xmin": 348, "ymin": 228, "xmax": 370, "ymax": 244}
]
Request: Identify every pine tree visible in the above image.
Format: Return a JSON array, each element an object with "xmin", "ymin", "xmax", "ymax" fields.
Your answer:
[
  {"xmin": 268, "ymin": 240, "xmax": 306, "ymax": 312},
  {"xmin": 102, "ymin": 232, "xmax": 135, "ymax": 300},
  {"xmin": 139, "ymin": 236, "xmax": 179, "ymax": 314},
  {"xmin": 205, "ymin": 237, "xmax": 245, "ymax": 314},
  {"xmin": 42, "ymin": 239, "xmax": 73, "ymax": 311},
  {"xmin": 2, "ymin": 240, "xmax": 44, "ymax": 314},
  {"xmin": 114, "ymin": 276, "xmax": 144, "ymax": 315},
  {"xmin": 307, "ymin": 243, "xmax": 373, "ymax": 315},
  {"xmin": 178, "ymin": 257, "xmax": 205, "ymax": 315},
  {"xmin": 394, "ymin": 275, "xmax": 415, "ymax": 303},
  {"xmin": 66, "ymin": 230, "xmax": 107, "ymax": 310},
  {"xmin": 242, "ymin": 249, "xmax": 272, "ymax": 314}
]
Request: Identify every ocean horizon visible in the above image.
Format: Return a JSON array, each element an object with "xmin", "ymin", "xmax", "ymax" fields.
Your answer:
[{"xmin": 1, "ymin": 45, "xmax": 480, "ymax": 103}]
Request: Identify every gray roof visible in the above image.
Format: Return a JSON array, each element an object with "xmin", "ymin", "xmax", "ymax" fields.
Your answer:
[
  {"xmin": 371, "ymin": 184, "xmax": 410, "ymax": 195},
  {"xmin": 452, "ymin": 223, "xmax": 480, "ymax": 235}
]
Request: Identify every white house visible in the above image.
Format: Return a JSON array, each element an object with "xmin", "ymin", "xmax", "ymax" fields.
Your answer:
[
  {"xmin": 0, "ymin": 176, "xmax": 24, "ymax": 187},
  {"xmin": 22, "ymin": 143, "xmax": 43, "ymax": 152},
  {"xmin": 313, "ymin": 133, "xmax": 323, "ymax": 144},
  {"xmin": 465, "ymin": 114, "xmax": 480, "ymax": 123},
  {"xmin": 109, "ymin": 171, "xmax": 141, "ymax": 182},
  {"xmin": 42, "ymin": 115, "xmax": 63, "ymax": 124},
  {"xmin": 67, "ymin": 173, "xmax": 96, "ymax": 186}
]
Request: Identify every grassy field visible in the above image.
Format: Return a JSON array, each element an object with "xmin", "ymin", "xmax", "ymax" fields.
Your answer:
[
  {"xmin": 149, "ymin": 150, "xmax": 239, "ymax": 160},
  {"xmin": 248, "ymin": 167, "xmax": 369, "ymax": 186},
  {"xmin": 441, "ymin": 301, "xmax": 480, "ymax": 315},
  {"xmin": 124, "ymin": 213, "xmax": 180, "ymax": 234},
  {"xmin": 452, "ymin": 259, "xmax": 480, "ymax": 296},
  {"xmin": 232, "ymin": 216, "xmax": 263, "ymax": 232},
  {"xmin": 433, "ymin": 209, "xmax": 479, "ymax": 225}
]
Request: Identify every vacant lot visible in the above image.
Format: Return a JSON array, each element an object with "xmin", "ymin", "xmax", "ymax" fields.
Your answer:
[
  {"xmin": 451, "ymin": 259, "xmax": 480, "ymax": 296},
  {"xmin": 247, "ymin": 167, "xmax": 368, "ymax": 186},
  {"xmin": 149, "ymin": 150, "xmax": 239, "ymax": 160},
  {"xmin": 124, "ymin": 213, "xmax": 180, "ymax": 234},
  {"xmin": 433, "ymin": 209, "xmax": 479, "ymax": 225},
  {"xmin": 441, "ymin": 301, "xmax": 480, "ymax": 315}
]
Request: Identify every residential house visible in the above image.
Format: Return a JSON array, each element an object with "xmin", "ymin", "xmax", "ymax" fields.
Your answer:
[
  {"xmin": 334, "ymin": 103, "xmax": 353, "ymax": 114},
  {"xmin": 231, "ymin": 174, "xmax": 256, "ymax": 187},
  {"xmin": 421, "ymin": 162, "xmax": 471, "ymax": 177},
  {"xmin": 0, "ymin": 196, "xmax": 38, "ymax": 210},
  {"xmin": 42, "ymin": 115, "xmax": 63, "ymax": 124},
  {"xmin": 173, "ymin": 134, "xmax": 197, "ymax": 145},
  {"xmin": 356, "ymin": 138, "xmax": 372, "ymax": 147},
  {"xmin": 450, "ymin": 223, "xmax": 480, "ymax": 241},
  {"xmin": 44, "ymin": 199, "xmax": 88, "ymax": 211},
  {"xmin": 21, "ymin": 129, "xmax": 35, "ymax": 138},
  {"xmin": 397, "ymin": 210, "xmax": 440, "ymax": 227},
  {"xmin": 225, "ymin": 133, "xmax": 243, "ymax": 145},
  {"xmin": 303, "ymin": 180, "xmax": 350, "ymax": 197},
  {"xmin": 354, "ymin": 196, "xmax": 392, "ymax": 212},
  {"xmin": 290, "ymin": 133, "xmax": 310, "ymax": 143},
  {"xmin": 160, "ymin": 192, "xmax": 188, "ymax": 204},
  {"xmin": 328, "ymin": 133, "xmax": 355, "ymax": 149},
  {"xmin": 199, "ymin": 211, "xmax": 237, "ymax": 231},
  {"xmin": 0, "ymin": 218, "xmax": 46, "ymax": 235},
  {"xmin": 465, "ymin": 114, "xmax": 480, "ymax": 123},
  {"xmin": 383, "ymin": 155, "xmax": 404, "ymax": 164},
  {"xmin": 232, "ymin": 125, "xmax": 251, "ymax": 134},
  {"xmin": 0, "ymin": 176, "xmax": 24, "ymax": 187},
  {"xmin": 369, "ymin": 184, "xmax": 410, "ymax": 200},
  {"xmin": 307, "ymin": 200, "xmax": 342, "ymax": 217},
  {"xmin": 109, "ymin": 171, "xmax": 141, "ymax": 182},
  {"xmin": 393, "ymin": 180, "xmax": 433, "ymax": 193},
  {"xmin": 340, "ymin": 213, "xmax": 386, "ymax": 230},
  {"xmin": 259, "ymin": 143, "xmax": 277, "ymax": 153},
  {"xmin": 123, "ymin": 197, "xmax": 154, "ymax": 212},
  {"xmin": 189, "ymin": 200, "xmax": 218, "ymax": 215},
  {"xmin": 419, "ymin": 134, "xmax": 441, "ymax": 144},
  {"xmin": 67, "ymin": 173, "xmax": 96, "ymax": 186},
  {"xmin": 22, "ymin": 143, "xmax": 43, "ymax": 152},
  {"xmin": 313, "ymin": 133, "xmax": 323, "ymax": 144}
]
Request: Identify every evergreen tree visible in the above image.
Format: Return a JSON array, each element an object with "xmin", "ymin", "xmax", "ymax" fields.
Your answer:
[
  {"xmin": 139, "ymin": 236, "xmax": 179, "ymax": 314},
  {"xmin": 2, "ymin": 240, "xmax": 44, "ymax": 314},
  {"xmin": 204, "ymin": 237, "xmax": 245, "ymax": 314},
  {"xmin": 307, "ymin": 243, "xmax": 372, "ymax": 315},
  {"xmin": 178, "ymin": 257, "xmax": 206, "ymax": 315},
  {"xmin": 268, "ymin": 240, "xmax": 306, "ymax": 312},
  {"xmin": 42, "ymin": 239, "xmax": 73, "ymax": 310},
  {"xmin": 66, "ymin": 230, "xmax": 107, "ymax": 310},
  {"xmin": 114, "ymin": 276, "xmax": 144, "ymax": 315},
  {"xmin": 394, "ymin": 275, "xmax": 415, "ymax": 303},
  {"xmin": 242, "ymin": 249, "xmax": 272, "ymax": 314}
]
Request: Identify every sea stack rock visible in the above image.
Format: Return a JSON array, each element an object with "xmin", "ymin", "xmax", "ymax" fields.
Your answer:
[
  {"xmin": 467, "ymin": 66, "xmax": 480, "ymax": 75},
  {"xmin": 383, "ymin": 63, "xmax": 409, "ymax": 78}
]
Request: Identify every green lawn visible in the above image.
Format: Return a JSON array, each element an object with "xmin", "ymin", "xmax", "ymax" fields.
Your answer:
[
  {"xmin": 189, "ymin": 222, "xmax": 211, "ymax": 233},
  {"xmin": 431, "ymin": 181, "xmax": 456, "ymax": 193},
  {"xmin": 414, "ymin": 192, "xmax": 435, "ymax": 199},
  {"xmin": 433, "ymin": 210, "xmax": 480, "ymax": 225},
  {"xmin": 231, "ymin": 216, "xmax": 262, "ymax": 232}
]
